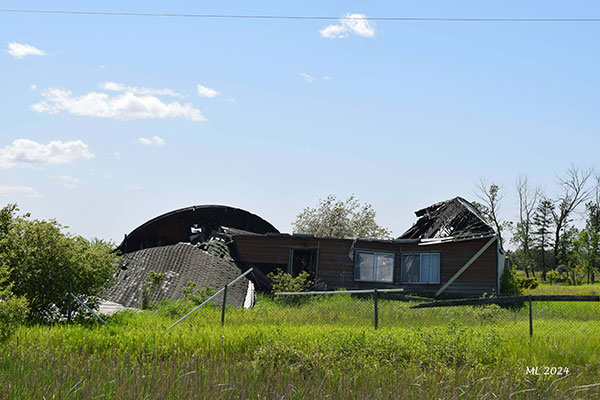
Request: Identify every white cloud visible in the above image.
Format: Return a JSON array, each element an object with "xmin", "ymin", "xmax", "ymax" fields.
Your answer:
[
  {"xmin": 113, "ymin": 152, "xmax": 121, "ymax": 159},
  {"xmin": 322, "ymin": 75, "xmax": 332, "ymax": 81},
  {"xmin": 197, "ymin": 85, "xmax": 220, "ymax": 98},
  {"xmin": 319, "ymin": 14, "xmax": 375, "ymax": 39},
  {"xmin": 51, "ymin": 174, "xmax": 81, "ymax": 189},
  {"xmin": 137, "ymin": 136, "xmax": 165, "ymax": 147},
  {"xmin": 32, "ymin": 88, "xmax": 205, "ymax": 121},
  {"xmin": 104, "ymin": 171, "xmax": 112, "ymax": 179},
  {"xmin": 0, "ymin": 185, "xmax": 41, "ymax": 198},
  {"xmin": 7, "ymin": 42, "xmax": 45, "ymax": 58},
  {"xmin": 299, "ymin": 72, "xmax": 315, "ymax": 83},
  {"xmin": 100, "ymin": 81, "xmax": 183, "ymax": 98},
  {"xmin": 30, "ymin": 84, "xmax": 37, "ymax": 91},
  {"xmin": 129, "ymin": 184, "xmax": 142, "ymax": 191},
  {"xmin": 0, "ymin": 139, "xmax": 94, "ymax": 169}
]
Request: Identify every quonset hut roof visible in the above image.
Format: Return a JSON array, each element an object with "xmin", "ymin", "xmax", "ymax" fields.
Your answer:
[
  {"xmin": 104, "ymin": 242, "xmax": 251, "ymax": 308},
  {"xmin": 116, "ymin": 205, "xmax": 279, "ymax": 253},
  {"xmin": 399, "ymin": 197, "xmax": 495, "ymax": 240}
]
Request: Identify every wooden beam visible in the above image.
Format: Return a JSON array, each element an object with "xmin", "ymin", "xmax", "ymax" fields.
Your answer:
[
  {"xmin": 435, "ymin": 236, "xmax": 497, "ymax": 298},
  {"xmin": 411, "ymin": 295, "xmax": 600, "ymax": 309}
]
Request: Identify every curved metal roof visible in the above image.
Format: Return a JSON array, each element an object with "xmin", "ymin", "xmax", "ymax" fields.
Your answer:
[{"xmin": 116, "ymin": 204, "xmax": 279, "ymax": 253}]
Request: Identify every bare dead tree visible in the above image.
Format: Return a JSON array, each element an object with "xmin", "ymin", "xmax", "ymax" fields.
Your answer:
[
  {"xmin": 552, "ymin": 166, "xmax": 593, "ymax": 268},
  {"xmin": 513, "ymin": 175, "xmax": 539, "ymax": 278},
  {"xmin": 475, "ymin": 179, "xmax": 509, "ymax": 250}
]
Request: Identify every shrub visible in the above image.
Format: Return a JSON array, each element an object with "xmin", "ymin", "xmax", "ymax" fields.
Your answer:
[
  {"xmin": 518, "ymin": 277, "xmax": 539, "ymax": 290},
  {"xmin": 546, "ymin": 270, "xmax": 558, "ymax": 285},
  {"xmin": 267, "ymin": 269, "xmax": 312, "ymax": 305},
  {"xmin": 0, "ymin": 265, "xmax": 28, "ymax": 342},
  {"xmin": 182, "ymin": 281, "xmax": 215, "ymax": 305},
  {"xmin": 141, "ymin": 270, "xmax": 164, "ymax": 309},
  {"xmin": 0, "ymin": 204, "xmax": 119, "ymax": 321},
  {"xmin": 499, "ymin": 266, "xmax": 522, "ymax": 296}
]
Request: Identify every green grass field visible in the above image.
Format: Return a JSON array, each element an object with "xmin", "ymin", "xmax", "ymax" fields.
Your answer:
[{"xmin": 2, "ymin": 294, "xmax": 600, "ymax": 399}]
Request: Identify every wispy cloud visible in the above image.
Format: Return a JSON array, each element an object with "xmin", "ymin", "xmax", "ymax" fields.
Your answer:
[
  {"xmin": 197, "ymin": 85, "xmax": 220, "ymax": 98},
  {"xmin": 322, "ymin": 75, "xmax": 332, "ymax": 81},
  {"xmin": 0, "ymin": 185, "xmax": 42, "ymax": 198},
  {"xmin": 129, "ymin": 184, "xmax": 142, "ymax": 191},
  {"xmin": 32, "ymin": 87, "xmax": 205, "ymax": 121},
  {"xmin": 51, "ymin": 174, "xmax": 81, "ymax": 189},
  {"xmin": 100, "ymin": 81, "xmax": 183, "ymax": 98},
  {"xmin": 7, "ymin": 42, "xmax": 45, "ymax": 58},
  {"xmin": 136, "ymin": 136, "xmax": 165, "ymax": 147},
  {"xmin": 319, "ymin": 14, "xmax": 375, "ymax": 39},
  {"xmin": 0, "ymin": 139, "xmax": 94, "ymax": 169},
  {"xmin": 299, "ymin": 72, "xmax": 315, "ymax": 83}
]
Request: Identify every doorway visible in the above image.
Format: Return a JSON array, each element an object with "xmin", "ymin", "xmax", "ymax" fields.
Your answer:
[{"xmin": 289, "ymin": 248, "xmax": 318, "ymax": 279}]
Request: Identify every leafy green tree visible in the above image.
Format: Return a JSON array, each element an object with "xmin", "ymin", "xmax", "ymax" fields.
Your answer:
[
  {"xmin": 0, "ymin": 204, "xmax": 119, "ymax": 321},
  {"xmin": 292, "ymin": 194, "xmax": 391, "ymax": 239},
  {"xmin": 572, "ymin": 230, "xmax": 600, "ymax": 284},
  {"xmin": 0, "ymin": 263, "xmax": 28, "ymax": 341}
]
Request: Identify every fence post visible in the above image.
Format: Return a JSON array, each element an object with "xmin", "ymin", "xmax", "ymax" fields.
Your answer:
[
  {"xmin": 68, "ymin": 279, "xmax": 72, "ymax": 323},
  {"xmin": 221, "ymin": 284, "xmax": 228, "ymax": 327},
  {"xmin": 373, "ymin": 288, "xmax": 379, "ymax": 330},
  {"xmin": 528, "ymin": 295, "xmax": 533, "ymax": 337}
]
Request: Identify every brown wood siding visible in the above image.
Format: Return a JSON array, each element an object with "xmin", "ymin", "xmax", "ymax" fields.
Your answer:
[{"xmin": 233, "ymin": 236, "xmax": 498, "ymax": 296}]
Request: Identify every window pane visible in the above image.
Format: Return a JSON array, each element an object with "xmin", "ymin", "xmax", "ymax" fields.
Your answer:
[
  {"xmin": 356, "ymin": 252, "xmax": 374, "ymax": 281},
  {"xmin": 376, "ymin": 253, "xmax": 394, "ymax": 282},
  {"xmin": 431, "ymin": 253, "xmax": 440, "ymax": 283},
  {"xmin": 403, "ymin": 255, "xmax": 420, "ymax": 283},
  {"xmin": 421, "ymin": 254, "xmax": 431, "ymax": 282}
]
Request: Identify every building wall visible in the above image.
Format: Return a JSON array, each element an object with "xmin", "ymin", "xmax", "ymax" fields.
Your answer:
[{"xmin": 233, "ymin": 235, "xmax": 498, "ymax": 296}]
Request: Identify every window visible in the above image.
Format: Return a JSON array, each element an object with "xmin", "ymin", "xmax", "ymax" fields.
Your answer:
[
  {"xmin": 401, "ymin": 253, "xmax": 440, "ymax": 284},
  {"xmin": 354, "ymin": 251, "xmax": 394, "ymax": 282}
]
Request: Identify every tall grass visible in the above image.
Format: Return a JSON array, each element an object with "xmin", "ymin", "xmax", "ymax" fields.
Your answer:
[{"xmin": 2, "ymin": 295, "xmax": 600, "ymax": 398}]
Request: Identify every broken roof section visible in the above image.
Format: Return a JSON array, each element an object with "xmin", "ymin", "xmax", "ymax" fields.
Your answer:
[
  {"xmin": 399, "ymin": 197, "xmax": 495, "ymax": 241},
  {"xmin": 104, "ymin": 242, "xmax": 252, "ymax": 308},
  {"xmin": 116, "ymin": 205, "xmax": 279, "ymax": 254}
]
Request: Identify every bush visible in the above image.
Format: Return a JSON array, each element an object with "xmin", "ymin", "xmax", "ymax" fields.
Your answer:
[
  {"xmin": 141, "ymin": 270, "xmax": 164, "ymax": 309},
  {"xmin": 546, "ymin": 270, "xmax": 558, "ymax": 285},
  {"xmin": 499, "ymin": 266, "xmax": 522, "ymax": 296},
  {"xmin": 0, "ymin": 265, "xmax": 28, "ymax": 342},
  {"xmin": 182, "ymin": 281, "xmax": 215, "ymax": 305},
  {"xmin": 267, "ymin": 269, "xmax": 312, "ymax": 305},
  {"xmin": 518, "ymin": 277, "xmax": 539, "ymax": 290},
  {"xmin": 0, "ymin": 204, "xmax": 119, "ymax": 321}
]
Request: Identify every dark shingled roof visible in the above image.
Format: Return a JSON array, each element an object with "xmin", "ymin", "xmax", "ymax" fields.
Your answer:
[
  {"xmin": 399, "ymin": 197, "xmax": 495, "ymax": 240},
  {"xmin": 104, "ymin": 242, "xmax": 250, "ymax": 308}
]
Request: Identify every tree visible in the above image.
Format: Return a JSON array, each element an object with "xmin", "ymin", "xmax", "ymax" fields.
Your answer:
[
  {"xmin": 511, "ymin": 175, "xmax": 538, "ymax": 278},
  {"xmin": 0, "ymin": 204, "xmax": 119, "ymax": 321},
  {"xmin": 0, "ymin": 263, "xmax": 28, "ymax": 341},
  {"xmin": 292, "ymin": 194, "xmax": 391, "ymax": 239},
  {"xmin": 474, "ymin": 180, "xmax": 511, "ymax": 250},
  {"xmin": 573, "ymin": 230, "xmax": 600, "ymax": 284},
  {"xmin": 552, "ymin": 167, "xmax": 593, "ymax": 269},
  {"xmin": 532, "ymin": 198, "xmax": 554, "ymax": 279}
]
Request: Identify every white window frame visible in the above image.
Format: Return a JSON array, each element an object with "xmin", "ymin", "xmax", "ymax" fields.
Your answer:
[
  {"xmin": 354, "ymin": 250, "xmax": 395, "ymax": 283},
  {"xmin": 401, "ymin": 253, "xmax": 441, "ymax": 284}
]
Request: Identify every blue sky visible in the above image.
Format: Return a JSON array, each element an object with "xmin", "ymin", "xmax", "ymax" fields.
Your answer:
[{"xmin": 1, "ymin": 1, "xmax": 599, "ymax": 243}]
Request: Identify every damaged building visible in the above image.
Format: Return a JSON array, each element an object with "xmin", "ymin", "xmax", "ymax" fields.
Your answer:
[{"xmin": 105, "ymin": 197, "xmax": 506, "ymax": 308}]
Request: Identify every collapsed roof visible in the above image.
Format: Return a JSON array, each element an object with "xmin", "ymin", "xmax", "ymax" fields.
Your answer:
[
  {"xmin": 399, "ymin": 197, "xmax": 495, "ymax": 240},
  {"xmin": 116, "ymin": 205, "xmax": 279, "ymax": 254},
  {"xmin": 104, "ymin": 241, "xmax": 253, "ymax": 308}
]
